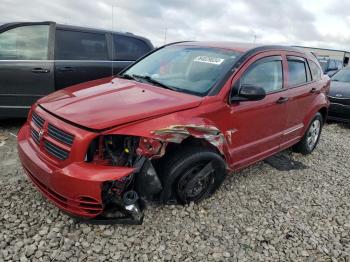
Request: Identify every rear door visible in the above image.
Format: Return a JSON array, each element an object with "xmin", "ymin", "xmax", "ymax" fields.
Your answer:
[
  {"xmin": 0, "ymin": 22, "xmax": 55, "ymax": 117},
  {"xmin": 228, "ymin": 53, "xmax": 289, "ymax": 169},
  {"xmin": 54, "ymin": 29, "xmax": 111, "ymax": 89},
  {"xmin": 281, "ymin": 54, "xmax": 318, "ymax": 148}
]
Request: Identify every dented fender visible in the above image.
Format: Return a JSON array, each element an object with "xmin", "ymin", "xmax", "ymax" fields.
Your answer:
[
  {"xmin": 152, "ymin": 124, "xmax": 226, "ymax": 154},
  {"xmin": 103, "ymin": 113, "xmax": 233, "ymax": 164}
]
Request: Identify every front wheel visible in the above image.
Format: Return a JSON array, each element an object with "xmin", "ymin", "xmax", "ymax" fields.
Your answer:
[
  {"xmin": 293, "ymin": 113, "xmax": 323, "ymax": 155},
  {"xmin": 159, "ymin": 147, "xmax": 227, "ymax": 204}
]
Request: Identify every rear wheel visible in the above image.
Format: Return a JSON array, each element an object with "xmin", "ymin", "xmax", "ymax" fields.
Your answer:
[
  {"xmin": 293, "ymin": 113, "xmax": 323, "ymax": 155},
  {"xmin": 159, "ymin": 147, "xmax": 227, "ymax": 204}
]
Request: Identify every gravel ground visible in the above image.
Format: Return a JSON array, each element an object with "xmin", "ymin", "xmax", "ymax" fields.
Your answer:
[{"xmin": 1, "ymin": 120, "xmax": 350, "ymax": 261}]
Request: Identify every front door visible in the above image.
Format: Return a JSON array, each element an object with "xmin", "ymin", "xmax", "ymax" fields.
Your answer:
[
  {"xmin": 0, "ymin": 22, "xmax": 55, "ymax": 117},
  {"xmin": 228, "ymin": 54, "xmax": 289, "ymax": 170}
]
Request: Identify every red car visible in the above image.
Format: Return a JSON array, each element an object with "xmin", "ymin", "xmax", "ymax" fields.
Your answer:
[{"xmin": 18, "ymin": 42, "xmax": 330, "ymax": 224}]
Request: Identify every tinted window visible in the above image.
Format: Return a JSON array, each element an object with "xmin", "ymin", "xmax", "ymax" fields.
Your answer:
[
  {"xmin": 55, "ymin": 30, "xmax": 108, "ymax": 60},
  {"xmin": 0, "ymin": 25, "xmax": 49, "ymax": 60},
  {"xmin": 114, "ymin": 35, "xmax": 150, "ymax": 61},
  {"xmin": 288, "ymin": 60, "xmax": 307, "ymax": 86},
  {"xmin": 309, "ymin": 60, "xmax": 322, "ymax": 80},
  {"xmin": 241, "ymin": 59, "xmax": 283, "ymax": 93}
]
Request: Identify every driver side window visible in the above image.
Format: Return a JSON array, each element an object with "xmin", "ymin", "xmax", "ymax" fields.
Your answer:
[
  {"xmin": 0, "ymin": 25, "xmax": 49, "ymax": 60},
  {"xmin": 241, "ymin": 57, "xmax": 283, "ymax": 93}
]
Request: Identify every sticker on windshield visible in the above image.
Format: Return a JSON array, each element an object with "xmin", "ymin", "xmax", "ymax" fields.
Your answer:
[{"xmin": 193, "ymin": 56, "xmax": 225, "ymax": 65}]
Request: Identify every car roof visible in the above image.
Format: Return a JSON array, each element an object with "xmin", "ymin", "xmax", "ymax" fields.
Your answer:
[
  {"xmin": 56, "ymin": 24, "xmax": 130, "ymax": 36},
  {"xmin": 0, "ymin": 22, "xmax": 153, "ymax": 46},
  {"xmin": 55, "ymin": 24, "xmax": 152, "ymax": 44},
  {"xmin": 172, "ymin": 41, "xmax": 309, "ymax": 55}
]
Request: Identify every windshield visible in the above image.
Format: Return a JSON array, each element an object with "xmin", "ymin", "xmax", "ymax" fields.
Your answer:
[
  {"xmin": 331, "ymin": 69, "xmax": 350, "ymax": 82},
  {"xmin": 121, "ymin": 46, "xmax": 241, "ymax": 96}
]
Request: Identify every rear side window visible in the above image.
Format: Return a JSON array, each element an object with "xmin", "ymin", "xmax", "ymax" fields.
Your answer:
[
  {"xmin": 114, "ymin": 35, "xmax": 151, "ymax": 61},
  {"xmin": 309, "ymin": 60, "xmax": 322, "ymax": 80},
  {"xmin": 55, "ymin": 30, "xmax": 108, "ymax": 60},
  {"xmin": 287, "ymin": 59, "xmax": 308, "ymax": 86},
  {"xmin": 241, "ymin": 58, "xmax": 283, "ymax": 93},
  {"xmin": 0, "ymin": 25, "xmax": 49, "ymax": 60}
]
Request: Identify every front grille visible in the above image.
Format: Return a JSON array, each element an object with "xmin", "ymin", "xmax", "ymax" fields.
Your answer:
[
  {"xmin": 31, "ymin": 110, "xmax": 75, "ymax": 161},
  {"xmin": 31, "ymin": 128, "xmax": 40, "ymax": 144},
  {"xmin": 32, "ymin": 112, "xmax": 45, "ymax": 128},
  {"xmin": 48, "ymin": 124, "xmax": 74, "ymax": 146},
  {"xmin": 44, "ymin": 140, "xmax": 69, "ymax": 160}
]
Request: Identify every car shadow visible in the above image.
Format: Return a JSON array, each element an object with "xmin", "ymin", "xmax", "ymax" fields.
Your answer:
[
  {"xmin": 0, "ymin": 118, "xmax": 26, "ymax": 135},
  {"xmin": 264, "ymin": 150, "xmax": 308, "ymax": 171}
]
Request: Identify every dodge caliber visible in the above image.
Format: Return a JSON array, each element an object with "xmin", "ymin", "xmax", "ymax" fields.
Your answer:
[{"xmin": 17, "ymin": 42, "xmax": 330, "ymax": 224}]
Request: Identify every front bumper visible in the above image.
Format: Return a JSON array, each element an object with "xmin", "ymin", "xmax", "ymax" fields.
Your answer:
[
  {"xmin": 18, "ymin": 123, "xmax": 135, "ymax": 219},
  {"xmin": 328, "ymin": 103, "xmax": 350, "ymax": 123}
]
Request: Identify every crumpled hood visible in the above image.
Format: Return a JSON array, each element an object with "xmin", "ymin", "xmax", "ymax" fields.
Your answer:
[
  {"xmin": 38, "ymin": 77, "xmax": 202, "ymax": 130},
  {"xmin": 329, "ymin": 81, "xmax": 350, "ymax": 98}
]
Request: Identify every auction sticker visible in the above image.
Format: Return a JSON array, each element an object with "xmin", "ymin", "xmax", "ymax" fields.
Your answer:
[{"xmin": 193, "ymin": 56, "xmax": 224, "ymax": 65}]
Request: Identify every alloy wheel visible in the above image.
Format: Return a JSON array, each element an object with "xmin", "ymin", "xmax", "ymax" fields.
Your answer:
[{"xmin": 307, "ymin": 119, "xmax": 321, "ymax": 150}]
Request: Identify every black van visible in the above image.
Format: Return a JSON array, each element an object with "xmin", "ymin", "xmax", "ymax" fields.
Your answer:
[{"xmin": 0, "ymin": 22, "xmax": 154, "ymax": 118}]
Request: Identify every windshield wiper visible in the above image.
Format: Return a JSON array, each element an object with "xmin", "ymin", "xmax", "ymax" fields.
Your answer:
[
  {"xmin": 118, "ymin": 73, "xmax": 137, "ymax": 81},
  {"xmin": 132, "ymin": 74, "xmax": 179, "ymax": 91}
]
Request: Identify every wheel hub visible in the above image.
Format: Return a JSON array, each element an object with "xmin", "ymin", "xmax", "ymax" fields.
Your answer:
[
  {"xmin": 177, "ymin": 162, "xmax": 214, "ymax": 202},
  {"xmin": 307, "ymin": 119, "xmax": 321, "ymax": 149}
]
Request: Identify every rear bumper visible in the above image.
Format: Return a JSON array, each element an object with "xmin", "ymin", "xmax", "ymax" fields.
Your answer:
[
  {"xmin": 328, "ymin": 103, "xmax": 350, "ymax": 123},
  {"xmin": 18, "ymin": 123, "xmax": 134, "ymax": 218}
]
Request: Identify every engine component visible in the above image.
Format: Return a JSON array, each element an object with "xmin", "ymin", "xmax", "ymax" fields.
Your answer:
[{"xmin": 134, "ymin": 158, "xmax": 162, "ymax": 199}]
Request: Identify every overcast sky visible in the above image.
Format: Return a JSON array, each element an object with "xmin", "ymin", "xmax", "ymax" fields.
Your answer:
[{"xmin": 0, "ymin": 0, "xmax": 349, "ymax": 50}]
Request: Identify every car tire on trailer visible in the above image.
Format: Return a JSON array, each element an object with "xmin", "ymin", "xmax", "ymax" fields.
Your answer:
[
  {"xmin": 293, "ymin": 112, "xmax": 323, "ymax": 155},
  {"xmin": 159, "ymin": 147, "xmax": 227, "ymax": 205}
]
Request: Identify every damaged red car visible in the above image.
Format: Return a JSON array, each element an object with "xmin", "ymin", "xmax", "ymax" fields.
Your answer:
[{"xmin": 18, "ymin": 42, "xmax": 330, "ymax": 224}]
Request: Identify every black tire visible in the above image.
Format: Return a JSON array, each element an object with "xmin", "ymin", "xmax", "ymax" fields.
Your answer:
[
  {"xmin": 293, "ymin": 113, "xmax": 323, "ymax": 155},
  {"xmin": 158, "ymin": 146, "xmax": 227, "ymax": 205}
]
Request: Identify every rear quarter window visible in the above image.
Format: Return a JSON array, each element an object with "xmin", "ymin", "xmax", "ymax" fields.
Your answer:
[
  {"xmin": 55, "ymin": 30, "xmax": 108, "ymax": 60},
  {"xmin": 114, "ymin": 35, "xmax": 151, "ymax": 61},
  {"xmin": 308, "ymin": 60, "xmax": 322, "ymax": 81}
]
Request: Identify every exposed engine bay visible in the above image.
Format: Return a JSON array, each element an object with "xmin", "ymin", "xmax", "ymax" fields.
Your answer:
[{"xmin": 84, "ymin": 135, "xmax": 163, "ymax": 224}]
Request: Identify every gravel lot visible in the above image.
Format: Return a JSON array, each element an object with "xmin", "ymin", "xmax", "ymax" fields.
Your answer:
[{"xmin": 1, "ymin": 120, "xmax": 349, "ymax": 261}]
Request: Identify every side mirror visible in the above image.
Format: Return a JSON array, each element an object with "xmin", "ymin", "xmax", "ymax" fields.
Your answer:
[{"xmin": 230, "ymin": 84, "xmax": 266, "ymax": 103}]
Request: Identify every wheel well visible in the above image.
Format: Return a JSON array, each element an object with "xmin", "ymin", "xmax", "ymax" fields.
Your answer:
[
  {"xmin": 319, "ymin": 107, "xmax": 328, "ymax": 124},
  {"xmin": 155, "ymin": 136, "xmax": 225, "ymax": 164}
]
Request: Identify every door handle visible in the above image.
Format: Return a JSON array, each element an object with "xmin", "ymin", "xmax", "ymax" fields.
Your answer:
[
  {"xmin": 32, "ymin": 68, "xmax": 50, "ymax": 73},
  {"xmin": 58, "ymin": 66, "xmax": 76, "ymax": 72},
  {"xmin": 276, "ymin": 97, "xmax": 289, "ymax": 104},
  {"xmin": 310, "ymin": 88, "xmax": 318, "ymax": 94}
]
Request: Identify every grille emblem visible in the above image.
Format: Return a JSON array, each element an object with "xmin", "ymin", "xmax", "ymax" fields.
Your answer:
[
  {"xmin": 38, "ymin": 129, "xmax": 45, "ymax": 141},
  {"xmin": 335, "ymin": 93, "xmax": 343, "ymax": 97}
]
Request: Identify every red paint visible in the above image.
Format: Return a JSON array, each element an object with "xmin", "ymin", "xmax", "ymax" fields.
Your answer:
[
  {"xmin": 18, "ymin": 43, "xmax": 329, "ymax": 218},
  {"xmin": 38, "ymin": 78, "xmax": 202, "ymax": 130}
]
